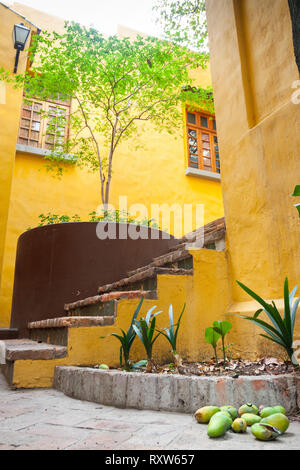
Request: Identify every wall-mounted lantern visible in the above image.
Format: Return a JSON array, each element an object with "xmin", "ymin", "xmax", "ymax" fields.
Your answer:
[{"xmin": 13, "ymin": 22, "xmax": 31, "ymax": 74}]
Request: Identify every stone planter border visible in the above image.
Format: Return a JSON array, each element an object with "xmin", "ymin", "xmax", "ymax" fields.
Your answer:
[{"xmin": 54, "ymin": 366, "xmax": 300, "ymax": 414}]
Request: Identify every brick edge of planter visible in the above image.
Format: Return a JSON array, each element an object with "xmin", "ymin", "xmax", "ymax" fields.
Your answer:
[{"xmin": 54, "ymin": 366, "xmax": 300, "ymax": 415}]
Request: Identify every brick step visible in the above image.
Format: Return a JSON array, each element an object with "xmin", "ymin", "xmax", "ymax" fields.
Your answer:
[
  {"xmin": 27, "ymin": 315, "xmax": 116, "ymax": 346},
  {"xmin": 126, "ymin": 217, "xmax": 226, "ymax": 276},
  {"xmin": 0, "ymin": 339, "xmax": 68, "ymax": 389},
  {"xmin": 0, "ymin": 339, "xmax": 67, "ymax": 363},
  {"xmin": 179, "ymin": 217, "xmax": 226, "ymax": 244},
  {"xmin": 64, "ymin": 290, "xmax": 152, "ymax": 314},
  {"xmin": 28, "ymin": 316, "xmax": 115, "ymax": 329},
  {"xmin": 98, "ymin": 267, "xmax": 193, "ymax": 295},
  {"xmin": 0, "ymin": 328, "xmax": 19, "ymax": 340},
  {"xmin": 126, "ymin": 248, "xmax": 192, "ymax": 278}
]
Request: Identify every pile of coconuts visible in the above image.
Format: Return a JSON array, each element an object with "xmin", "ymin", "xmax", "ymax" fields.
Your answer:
[{"xmin": 194, "ymin": 403, "xmax": 290, "ymax": 440}]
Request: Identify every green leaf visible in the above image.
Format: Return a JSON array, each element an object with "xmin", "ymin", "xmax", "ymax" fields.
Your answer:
[
  {"xmin": 205, "ymin": 327, "xmax": 221, "ymax": 347},
  {"xmin": 236, "ymin": 280, "xmax": 290, "ymax": 341},
  {"xmin": 292, "ymin": 185, "xmax": 300, "ymax": 196},
  {"xmin": 213, "ymin": 320, "xmax": 232, "ymax": 337},
  {"xmin": 259, "ymin": 334, "xmax": 285, "ymax": 349},
  {"xmin": 291, "ymin": 297, "xmax": 300, "ymax": 331},
  {"xmin": 283, "ymin": 277, "xmax": 292, "ymax": 340},
  {"xmin": 294, "ymin": 204, "xmax": 300, "ymax": 218},
  {"xmin": 254, "ymin": 308, "xmax": 264, "ymax": 319}
]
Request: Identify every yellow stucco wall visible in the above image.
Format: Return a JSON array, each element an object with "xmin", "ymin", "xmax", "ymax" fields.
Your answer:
[
  {"xmin": 0, "ymin": 4, "xmax": 37, "ymax": 327},
  {"xmin": 0, "ymin": 3, "xmax": 224, "ymax": 328},
  {"xmin": 206, "ymin": 0, "xmax": 300, "ymax": 302},
  {"xmin": 11, "ymin": 248, "xmax": 231, "ymax": 388},
  {"xmin": 2, "ymin": 1, "xmax": 300, "ymax": 382},
  {"xmin": 9, "ymin": 241, "xmax": 300, "ymax": 388}
]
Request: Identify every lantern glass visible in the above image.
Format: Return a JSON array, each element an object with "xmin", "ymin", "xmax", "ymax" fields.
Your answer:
[{"xmin": 13, "ymin": 23, "xmax": 30, "ymax": 50}]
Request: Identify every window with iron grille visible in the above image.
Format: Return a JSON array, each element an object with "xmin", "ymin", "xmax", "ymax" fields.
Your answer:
[{"xmin": 186, "ymin": 109, "xmax": 220, "ymax": 174}]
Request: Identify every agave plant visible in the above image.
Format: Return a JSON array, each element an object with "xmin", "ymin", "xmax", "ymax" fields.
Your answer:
[
  {"xmin": 156, "ymin": 303, "xmax": 186, "ymax": 369},
  {"xmin": 101, "ymin": 297, "xmax": 144, "ymax": 371},
  {"xmin": 133, "ymin": 305, "xmax": 162, "ymax": 372},
  {"xmin": 292, "ymin": 185, "xmax": 300, "ymax": 218},
  {"xmin": 236, "ymin": 278, "xmax": 300, "ymax": 366}
]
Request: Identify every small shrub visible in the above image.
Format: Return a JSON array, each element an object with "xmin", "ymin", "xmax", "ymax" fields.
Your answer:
[
  {"xmin": 133, "ymin": 305, "xmax": 162, "ymax": 372},
  {"xmin": 236, "ymin": 277, "xmax": 300, "ymax": 366}
]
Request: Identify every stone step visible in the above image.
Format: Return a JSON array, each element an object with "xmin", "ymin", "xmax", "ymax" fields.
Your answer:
[
  {"xmin": 98, "ymin": 267, "xmax": 193, "ymax": 295},
  {"xmin": 126, "ymin": 249, "xmax": 192, "ymax": 278},
  {"xmin": 0, "ymin": 328, "xmax": 19, "ymax": 340},
  {"xmin": 0, "ymin": 339, "xmax": 67, "ymax": 363},
  {"xmin": 28, "ymin": 316, "xmax": 115, "ymax": 329},
  {"xmin": 125, "ymin": 217, "xmax": 226, "ymax": 277},
  {"xmin": 179, "ymin": 216, "xmax": 226, "ymax": 244},
  {"xmin": 64, "ymin": 290, "xmax": 152, "ymax": 314},
  {"xmin": 28, "ymin": 315, "xmax": 116, "ymax": 346}
]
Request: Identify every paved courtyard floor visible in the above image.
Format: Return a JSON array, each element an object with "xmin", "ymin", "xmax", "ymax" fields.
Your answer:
[{"xmin": 0, "ymin": 373, "xmax": 299, "ymax": 450}]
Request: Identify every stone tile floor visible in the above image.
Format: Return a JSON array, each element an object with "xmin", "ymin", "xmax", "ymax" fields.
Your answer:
[{"xmin": 0, "ymin": 373, "xmax": 299, "ymax": 450}]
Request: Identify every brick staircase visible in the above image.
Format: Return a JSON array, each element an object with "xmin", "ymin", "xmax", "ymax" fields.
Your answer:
[{"xmin": 0, "ymin": 217, "xmax": 225, "ymax": 388}]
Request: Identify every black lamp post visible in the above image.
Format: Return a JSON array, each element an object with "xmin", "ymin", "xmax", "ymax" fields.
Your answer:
[{"xmin": 13, "ymin": 22, "xmax": 31, "ymax": 74}]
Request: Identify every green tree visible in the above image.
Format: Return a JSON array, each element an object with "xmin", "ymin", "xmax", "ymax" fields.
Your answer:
[
  {"xmin": 1, "ymin": 22, "xmax": 212, "ymax": 207},
  {"xmin": 153, "ymin": 0, "xmax": 208, "ymax": 54}
]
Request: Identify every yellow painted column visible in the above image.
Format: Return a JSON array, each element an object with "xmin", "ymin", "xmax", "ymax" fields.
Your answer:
[
  {"xmin": 0, "ymin": 6, "xmax": 34, "ymax": 326},
  {"xmin": 206, "ymin": 0, "xmax": 300, "ymax": 302}
]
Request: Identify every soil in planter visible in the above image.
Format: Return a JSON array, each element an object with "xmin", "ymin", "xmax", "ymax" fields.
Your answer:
[
  {"xmin": 94, "ymin": 356, "xmax": 300, "ymax": 378},
  {"xmin": 165, "ymin": 357, "xmax": 300, "ymax": 378}
]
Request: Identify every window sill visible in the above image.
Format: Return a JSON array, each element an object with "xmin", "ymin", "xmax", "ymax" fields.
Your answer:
[
  {"xmin": 185, "ymin": 167, "xmax": 221, "ymax": 181},
  {"xmin": 16, "ymin": 144, "xmax": 77, "ymax": 162}
]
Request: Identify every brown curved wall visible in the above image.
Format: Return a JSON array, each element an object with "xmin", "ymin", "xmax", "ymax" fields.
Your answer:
[{"xmin": 10, "ymin": 222, "xmax": 178, "ymax": 337}]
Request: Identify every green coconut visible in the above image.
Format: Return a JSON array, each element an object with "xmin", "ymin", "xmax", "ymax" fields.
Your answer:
[
  {"xmin": 231, "ymin": 418, "xmax": 247, "ymax": 433},
  {"xmin": 260, "ymin": 406, "xmax": 286, "ymax": 418},
  {"xmin": 212, "ymin": 411, "xmax": 233, "ymax": 429},
  {"xmin": 194, "ymin": 406, "xmax": 220, "ymax": 423},
  {"xmin": 207, "ymin": 414, "xmax": 232, "ymax": 438},
  {"xmin": 251, "ymin": 423, "xmax": 280, "ymax": 441},
  {"xmin": 241, "ymin": 413, "xmax": 261, "ymax": 426},
  {"xmin": 260, "ymin": 413, "xmax": 290, "ymax": 434},
  {"xmin": 220, "ymin": 406, "xmax": 238, "ymax": 420},
  {"xmin": 239, "ymin": 403, "xmax": 259, "ymax": 416}
]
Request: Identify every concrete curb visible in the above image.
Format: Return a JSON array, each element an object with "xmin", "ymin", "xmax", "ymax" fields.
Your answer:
[{"xmin": 54, "ymin": 366, "xmax": 300, "ymax": 414}]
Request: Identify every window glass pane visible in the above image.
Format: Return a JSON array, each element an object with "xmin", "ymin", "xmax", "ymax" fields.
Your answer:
[
  {"xmin": 32, "ymin": 112, "xmax": 41, "ymax": 121},
  {"xmin": 187, "ymin": 112, "xmax": 196, "ymax": 124},
  {"xmin": 188, "ymin": 129, "xmax": 197, "ymax": 138},
  {"xmin": 213, "ymin": 119, "xmax": 217, "ymax": 130},
  {"xmin": 30, "ymin": 130, "xmax": 39, "ymax": 140},
  {"xmin": 200, "ymin": 116, "xmax": 208, "ymax": 128},
  {"xmin": 22, "ymin": 109, "xmax": 31, "ymax": 119},
  {"xmin": 21, "ymin": 118, "xmax": 30, "ymax": 128},
  {"xmin": 19, "ymin": 128, "xmax": 29, "ymax": 138},
  {"xmin": 32, "ymin": 121, "xmax": 40, "ymax": 131},
  {"xmin": 204, "ymin": 157, "xmax": 212, "ymax": 170},
  {"xmin": 189, "ymin": 146, "xmax": 198, "ymax": 155}
]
